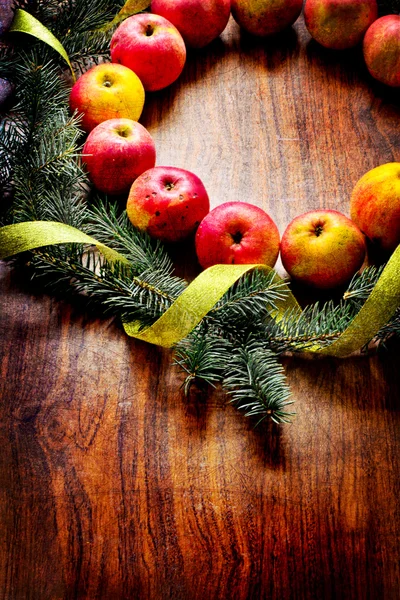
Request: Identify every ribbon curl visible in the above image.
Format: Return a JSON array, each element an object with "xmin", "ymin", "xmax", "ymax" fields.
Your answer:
[
  {"xmin": 0, "ymin": 220, "xmax": 399, "ymax": 356},
  {"xmin": 9, "ymin": 9, "xmax": 75, "ymax": 80}
]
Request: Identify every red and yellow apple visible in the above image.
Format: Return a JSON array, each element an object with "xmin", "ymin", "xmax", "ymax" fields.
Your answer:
[
  {"xmin": 110, "ymin": 13, "xmax": 186, "ymax": 92},
  {"xmin": 83, "ymin": 119, "xmax": 156, "ymax": 195},
  {"xmin": 69, "ymin": 63, "xmax": 145, "ymax": 133},
  {"xmin": 350, "ymin": 163, "xmax": 400, "ymax": 253},
  {"xmin": 304, "ymin": 0, "xmax": 378, "ymax": 50},
  {"xmin": 150, "ymin": 0, "xmax": 231, "ymax": 48},
  {"xmin": 231, "ymin": 0, "xmax": 303, "ymax": 37},
  {"xmin": 195, "ymin": 202, "xmax": 280, "ymax": 269},
  {"xmin": 126, "ymin": 166, "xmax": 209, "ymax": 242},
  {"xmin": 280, "ymin": 210, "xmax": 366, "ymax": 289},
  {"xmin": 363, "ymin": 16, "xmax": 400, "ymax": 87}
]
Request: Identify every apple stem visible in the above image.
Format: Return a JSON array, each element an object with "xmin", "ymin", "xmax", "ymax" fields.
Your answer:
[
  {"xmin": 314, "ymin": 224, "xmax": 324, "ymax": 237},
  {"xmin": 232, "ymin": 231, "xmax": 243, "ymax": 244}
]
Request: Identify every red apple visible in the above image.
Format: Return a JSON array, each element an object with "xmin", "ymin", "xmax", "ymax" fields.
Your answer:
[
  {"xmin": 151, "ymin": 0, "xmax": 231, "ymax": 48},
  {"xmin": 69, "ymin": 63, "xmax": 145, "ymax": 133},
  {"xmin": 83, "ymin": 119, "xmax": 156, "ymax": 196},
  {"xmin": 110, "ymin": 13, "xmax": 186, "ymax": 92},
  {"xmin": 126, "ymin": 166, "xmax": 210, "ymax": 242},
  {"xmin": 195, "ymin": 202, "xmax": 280, "ymax": 269},
  {"xmin": 350, "ymin": 163, "xmax": 400, "ymax": 253},
  {"xmin": 304, "ymin": 0, "xmax": 378, "ymax": 50},
  {"xmin": 231, "ymin": 0, "xmax": 303, "ymax": 37},
  {"xmin": 281, "ymin": 210, "xmax": 366, "ymax": 289},
  {"xmin": 363, "ymin": 16, "xmax": 400, "ymax": 87}
]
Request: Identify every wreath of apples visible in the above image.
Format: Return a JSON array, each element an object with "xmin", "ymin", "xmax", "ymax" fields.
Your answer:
[{"xmin": 68, "ymin": 2, "xmax": 400, "ymax": 292}]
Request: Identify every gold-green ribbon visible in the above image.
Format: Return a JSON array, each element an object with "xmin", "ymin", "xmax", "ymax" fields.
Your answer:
[
  {"xmin": 314, "ymin": 246, "xmax": 400, "ymax": 356},
  {"xmin": 0, "ymin": 221, "xmax": 128, "ymax": 265},
  {"xmin": 10, "ymin": 9, "xmax": 75, "ymax": 81},
  {"xmin": 123, "ymin": 264, "xmax": 300, "ymax": 346},
  {"xmin": 100, "ymin": 0, "xmax": 151, "ymax": 32},
  {"xmin": 1, "ymin": 220, "xmax": 399, "ymax": 356}
]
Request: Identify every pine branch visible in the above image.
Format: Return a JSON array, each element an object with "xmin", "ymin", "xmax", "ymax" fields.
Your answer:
[
  {"xmin": 174, "ymin": 327, "xmax": 231, "ymax": 395},
  {"xmin": 205, "ymin": 269, "xmax": 290, "ymax": 326},
  {"xmin": 15, "ymin": 0, "xmax": 125, "ymax": 39},
  {"xmin": 29, "ymin": 245, "xmax": 178, "ymax": 326},
  {"xmin": 84, "ymin": 197, "xmax": 185, "ymax": 278},
  {"xmin": 174, "ymin": 328, "xmax": 294, "ymax": 424},
  {"xmin": 343, "ymin": 265, "xmax": 384, "ymax": 308},
  {"xmin": 222, "ymin": 344, "xmax": 294, "ymax": 425},
  {"xmin": 264, "ymin": 300, "xmax": 358, "ymax": 354},
  {"xmin": 376, "ymin": 308, "xmax": 400, "ymax": 345}
]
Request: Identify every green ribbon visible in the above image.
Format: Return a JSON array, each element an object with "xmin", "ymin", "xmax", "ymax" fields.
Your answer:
[
  {"xmin": 100, "ymin": 0, "xmax": 151, "ymax": 32},
  {"xmin": 1, "ymin": 220, "xmax": 399, "ymax": 356},
  {"xmin": 10, "ymin": 9, "xmax": 75, "ymax": 80}
]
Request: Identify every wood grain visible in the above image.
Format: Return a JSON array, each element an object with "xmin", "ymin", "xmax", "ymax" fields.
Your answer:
[{"xmin": 1, "ymin": 15, "xmax": 400, "ymax": 600}]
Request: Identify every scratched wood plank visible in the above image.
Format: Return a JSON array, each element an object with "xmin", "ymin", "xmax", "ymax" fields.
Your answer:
[{"xmin": 1, "ymin": 15, "xmax": 400, "ymax": 600}]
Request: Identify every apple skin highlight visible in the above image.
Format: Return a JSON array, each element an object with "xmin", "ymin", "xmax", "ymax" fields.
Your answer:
[
  {"xmin": 350, "ymin": 163, "xmax": 400, "ymax": 253},
  {"xmin": 127, "ymin": 166, "xmax": 210, "ymax": 243},
  {"xmin": 110, "ymin": 13, "xmax": 186, "ymax": 92},
  {"xmin": 304, "ymin": 0, "xmax": 378, "ymax": 50},
  {"xmin": 195, "ymin": 202, "xmax": 280, "ymax": 269},
  {"xmin": 69, "ymin": 63, "xmax": 145, "ymax": 133},
  {"xmin": 363, "ymin": 16, "xmax": 400, "ymax": 87},
  {"xmin": 281, "ymin": 210, "xmax": 366, "ymax": 289},
  {"xmin": 151, "ymin": 0, "xmax": 231, "ymax": 48},
  {"xmin": 83, "ymin": 119, "xmax": 156, "ymax": 195}
]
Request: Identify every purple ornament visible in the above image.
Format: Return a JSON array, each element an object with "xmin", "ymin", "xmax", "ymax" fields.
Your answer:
[
  {"xmin": 0, "ymin": 0, "xmax": 14, "ymax": 36},
  {"xmin": 0, "ymin": 77, "xmax": 14, "ymax": 110}
]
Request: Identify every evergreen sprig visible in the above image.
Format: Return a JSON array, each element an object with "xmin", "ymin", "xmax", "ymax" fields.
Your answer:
[{"xmin": 222, "ymin": 345, "xmax": 294, "ymax": 425}]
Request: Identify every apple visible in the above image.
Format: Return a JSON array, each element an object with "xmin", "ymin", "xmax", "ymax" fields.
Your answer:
[
  {"xmin": 82, "ymin": 119, "xmax": 156, "ymax": 196},
  {"xmin": 69, "ymin": 63, "xmax": 145, "ymax": 133},
  {"xmin": 150, "ymin": 0, "xmax": 231, "ymax": 48},
  {"xmin": 231, "ymin": 0, "xmax": 303, "ymax": 37},
  {"xmin": 363, "ymin": 16, "xmax": 400, "ymax": 87},
  {"xmin": 195, "ymin": 202, "xmax": 280, "ymax": 269},
  {"xmin": 350, "ymin": 163, "xmax": 400, "ymax": 253},
  {"xmin": 110, "ymin": 13, "xmax": 186, "ymax": 92},
  {"xmin": 304, "ymin": 0, "xmax": 378, "ymax": 50},
  {"xmin": 280, "ymin": 210, "xmax": 366, "ymax": 289},
  {"xmin": 126, "ymin": 166, "xmax": 209, "ymax": 242}
]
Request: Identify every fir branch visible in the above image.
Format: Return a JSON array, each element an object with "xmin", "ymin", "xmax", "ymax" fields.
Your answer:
[
  {"xmin": 222, "ymin": 345, "xmax": 294, "ymax": 425},
  {"xmin": 375, "ymin": 308, "xmax": 400, "ymax": 345},
  {"xmin": 15, "ymin": 0, "xmax": 125, "ymax": 39},
  {"xmin": 84, "ymin": 197, "xmax": 185, "ymax": 278},
  {"xmin": 174, "ymin": 327, "xmax": 231, "ymax": 395},
  {"xmin": 264, "ymin": 301, "xmax": 358, "ymax": 354},
  {"xmin": 29, "ymin": 245, "xmax": 178, "ymax": 325},
  {"xmin": 205, "ymin": 269, "xmax": 289, "ymax": 326},
  {"xmin": 343, "ymin": 265, "xmax": 384, "ymax": 307}
]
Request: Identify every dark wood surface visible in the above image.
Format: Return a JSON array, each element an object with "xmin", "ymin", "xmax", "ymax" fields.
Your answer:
[{"xmin": 1, "ymin": 15, "xmax": 400, "ymax": 600}]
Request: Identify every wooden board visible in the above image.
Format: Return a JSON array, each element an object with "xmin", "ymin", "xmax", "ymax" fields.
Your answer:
[{"xmin": 1, "ymin": 16, "xmax": 399, "ymax": 600}]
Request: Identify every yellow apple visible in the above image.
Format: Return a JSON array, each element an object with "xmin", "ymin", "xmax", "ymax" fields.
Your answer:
[
  {"xmin": 281, "ymin": 210, "xmax": 366, "ymax": 289},
  {"xmin": 69, "ymin": 63, "xmax": 145, "ymax": 133},
  {"xmin": 350, "ymin": 163, "xmax": 400, "ymax": 253}
]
